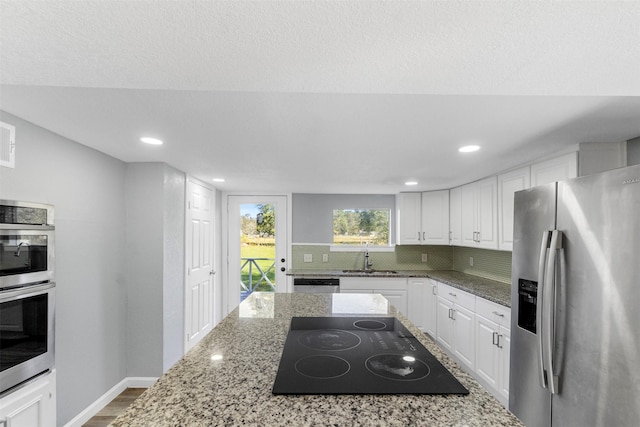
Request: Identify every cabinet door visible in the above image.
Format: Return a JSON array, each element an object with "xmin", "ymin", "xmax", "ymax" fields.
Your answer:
[
  {"xmin": 449, "ymin": 186, "xmax": 462, "ymax": 246},
  {"xmin": 460, "ymin": 183, "xmax": 476, "ymax": 247},
  {"xmin": 476, "ymin": 176, "xmax": 498, "ymax": 249},
  {"xmin": 498, "ymin": 167, "xmax": 530, "ymax": 251},
  {"xmin": 424, "ymin": 280, "xmax": 438, "ymax": 337},
  {"xmin": 498, "ymin": 326, "xmax": 511, "ymax": 402},
  {"xmin": 421, "ymin": 190, "xmax": 449, "ymax": 245},
  {"xmin": 453, "ymin": 304, "xmax": 475, "ymax": 369},
  {"xmin": 436, "ymin": 296, "xmax": 454, "ymax": 352},
  {"xmin": 396, "ymin": 193, "xmax": 422, "ymax": 244},
  {"xmin": 530, "ymin": 152, "xmax": 578, "ymax": 186},
  {"xmin": 0, "ymin": 371, "xmax": 56, "ymax": 427},
  {"xmin": 407, "ymin": 279, "xmax": 427, "ymax": 331},
  {"xmin": 475, "ymin": 315, "xmax": 500, "ymax": 390},
  {"xmin": 381, "ymin": 290, "xmax": 407, "ymax": 316}
]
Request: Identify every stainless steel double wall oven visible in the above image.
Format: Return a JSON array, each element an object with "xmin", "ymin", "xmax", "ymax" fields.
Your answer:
[{"xmin": 0, "ymin": 201, "xmax": 55, "ymax": 395}]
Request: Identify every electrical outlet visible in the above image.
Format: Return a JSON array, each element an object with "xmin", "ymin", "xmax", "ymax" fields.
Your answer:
[
  {"xmin": 421, "ymin": 253, "xmax": 428, "ymax": 263},
  {"xmin": 322, "ymin": 254, "xmax": 329, "ymax": 263},
  {"xmin": 303, "ymin": 254, "xmax": 313, "ymax": 263},
  {"xmin": 469, "ymin": 256, "xmax": 474, "ymax": 267}
]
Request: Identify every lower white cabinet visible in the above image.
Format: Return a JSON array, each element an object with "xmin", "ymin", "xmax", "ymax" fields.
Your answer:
[
  {"xmin": 0, "ymin": 370, "xmax": 56, "ymax": 427},
  {"xmin": 475, "ymin": 298, "xmax": 511, "ymax": 406},
  {"xmin": 340, "ymin": 277, "xmax": 408, "ymax": 315},
  {"xmin": 342, "ymin": 276, "xmax": 512, "ymax": 406},
  {"xmin": 436, "ymin": 282, "xmax": 476, "ymax": 371},
  {"xmin": 407, "ymin": 278, "xmax": 437, "ymax": 336}
]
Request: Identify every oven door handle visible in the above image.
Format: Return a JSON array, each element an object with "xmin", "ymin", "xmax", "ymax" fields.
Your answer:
[{"xmin": 0, "ymin": 281, "xmax": 55, "ymax": 302}]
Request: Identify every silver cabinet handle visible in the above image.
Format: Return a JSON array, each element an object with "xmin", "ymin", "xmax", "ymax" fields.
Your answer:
[
  {"xmin": 492, "ymin": 331, "xmax": 499, "ymax": 346},
  {"xmin": 418, "ymin": 232, "xmax": 421, "ymax": 241},
  {"xmin": 422, "ymin": 232, "xmax": 426, "ymax": 241},
  {"xmin": 497, "ymin": 334, "xmax": 503, "ymax": 349},
  {"xmin": 449, "ymin": 292, "xmax": 456, "ymax": 297},
  {"xmin": 448, "ymin": 308, "xmax": 453, "ymax": 319},
  {"xmin": 432, "ymin": 285, "xmax": 437, "ymax": 295},
  {"xmin": 492, "ymin": 311, "xmax": 505, "ymax": 317}
]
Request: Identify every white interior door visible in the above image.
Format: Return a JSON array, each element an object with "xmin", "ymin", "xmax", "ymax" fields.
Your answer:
[
  {"xmin": 226, "ymin": 195, "xmax": 288, "ymax": 315},
  {"xmin": 185, "ymin": 180, "xmax": 215, "ymax": 352}
]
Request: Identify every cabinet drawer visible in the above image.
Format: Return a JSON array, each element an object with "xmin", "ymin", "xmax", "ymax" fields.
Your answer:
[
  {"xmin": 476, "ymin": 297, "xmax": 511, "ymax": 326},
  {"xmin": 438, "ymin": 282, "xmax": 475, "ymax": 311}
]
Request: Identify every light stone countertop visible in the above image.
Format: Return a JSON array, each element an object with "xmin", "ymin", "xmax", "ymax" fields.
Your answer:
[
  {"xmin": 289, "ymin": 269, "xmax": 512, "ymax": 307},
  {"xmin": 111, "ymin": 293, "xmax": 523, "ymax": 427}
]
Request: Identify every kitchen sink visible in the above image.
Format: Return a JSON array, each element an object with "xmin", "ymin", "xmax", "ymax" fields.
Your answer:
[{"xmin": 341, "ymin": 269, "xmax": 398, "ymax": 274}]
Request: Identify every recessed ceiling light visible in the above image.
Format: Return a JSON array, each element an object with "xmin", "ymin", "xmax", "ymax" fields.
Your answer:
[
  {"xmin": 140, "ymin": 137, "xmax": 163, "ymax": 145},
  {"xmin": 212, "ymin": 178, "xmax": 225, "ymax": 183},
  {"xmin": 459, "ymin": 145, "xmax": 480, "ymax": 153},
  {"xmin": 405, "ymin": 181, "xmax": 418, "ymax": 186}
]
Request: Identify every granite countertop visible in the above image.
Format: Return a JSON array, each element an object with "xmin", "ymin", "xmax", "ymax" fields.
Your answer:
[
  {"xmin": 289, "ymin": 269, "xmax": 512, "ymax": 307},
  {"xmin": 111, "ymin": 293, "xmax": 522, "ymax": 427}
]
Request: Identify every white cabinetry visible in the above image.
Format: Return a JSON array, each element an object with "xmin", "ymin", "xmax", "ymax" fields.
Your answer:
[
  {"xmin": 460, "ymin": 177, "xmax": 498, "ymax": 249},
  {"xmin": 396, "ymin": 192, "xmax": 421, "ymax": 245},
  {"xmin": 449, "ymin": 186, "xmax": 462, "ymax": 246},
  {"xmin": 0, "ymin": 371, "xmax": 56, "ymax": 427},
  {"xmin": 475, "ymin": 299, "xmax": 511, "ymax": 406},
  {"xmin": 396, "ymin": 191, "xmax": 449, "ymax": 245},
  {"xmin": 407, "ymin": 278, "xmax": 438, "ymax": 336},
  {"xmin": 530, "ymin": 152, "xmax": 578, "ymax": 186},
  {"xmin": 497, "ymin": 167, "xmax": 530, "ymax": 251},
  {"xmin": 340, "ymin": 277, "xmax": 408, "ymax": 315},
  {"xmin": 436, "ymin": 282, "xmax": 475, "ymax": 370}
]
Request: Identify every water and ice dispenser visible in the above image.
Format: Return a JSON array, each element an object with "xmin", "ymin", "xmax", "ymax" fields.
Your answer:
[{"xmin": 518, "ymin": 279, "xmax": 538, "ymax": 334}]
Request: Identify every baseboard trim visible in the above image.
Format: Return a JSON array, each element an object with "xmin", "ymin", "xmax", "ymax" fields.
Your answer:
[{"xmin": 63, "ymin": 376, "xmax": 157, "ymax": 427}]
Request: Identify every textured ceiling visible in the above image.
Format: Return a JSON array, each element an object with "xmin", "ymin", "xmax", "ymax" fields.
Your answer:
[{"xmin": 1, "ymin": 1, "xmax": 640, "ymax": 193}]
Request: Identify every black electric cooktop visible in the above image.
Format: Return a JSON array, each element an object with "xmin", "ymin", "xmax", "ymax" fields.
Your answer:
[{"xmin": 272, "ymin": 317, "xmax": 469, "ymax": 395}]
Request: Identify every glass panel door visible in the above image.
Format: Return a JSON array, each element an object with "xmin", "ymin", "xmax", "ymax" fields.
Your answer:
[{"xmin": 227, "ymin": 196, "xmax": 287, "ymax": 314}]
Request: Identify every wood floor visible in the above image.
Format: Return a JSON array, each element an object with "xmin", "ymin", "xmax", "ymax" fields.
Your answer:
[{"xmin": 82, "ymin": 388, "xmax": 146, "ymax": 427}]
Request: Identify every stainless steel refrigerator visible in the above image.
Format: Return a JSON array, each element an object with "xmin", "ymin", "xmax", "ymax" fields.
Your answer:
[{"xmin": 510, "ymin": 164, "xmax": 640, "ymax": 427}]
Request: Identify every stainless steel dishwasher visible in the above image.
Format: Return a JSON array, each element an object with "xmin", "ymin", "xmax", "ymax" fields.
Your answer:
[{"xmin": 293, "ymin": 277, "xmax": 340, "ymax": 293}]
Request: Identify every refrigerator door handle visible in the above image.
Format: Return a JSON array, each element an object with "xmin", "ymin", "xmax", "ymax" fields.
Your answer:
[
  {"xmin": 544, "ymin": 229, "xmax": 563, "ymax": 395},
  {"xmin": 537, "ymin": 230, "xmax": 550, "ymax": 389}
]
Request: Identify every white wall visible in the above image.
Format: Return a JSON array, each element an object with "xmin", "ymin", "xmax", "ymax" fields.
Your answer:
[
  {"xmin": 0, "ymin": 111, "xmax": 188, "ymax": 425},
  {"xmin": 162, "ymin": 166, "xmax": 186, "ymax": 371},
  {"xmin": 0, "ymin": 111, "xmax": 128, "ymax": 425},
  {"xmin": 125, "ymin": 163, "xmax": 186, "ymax": 376}
]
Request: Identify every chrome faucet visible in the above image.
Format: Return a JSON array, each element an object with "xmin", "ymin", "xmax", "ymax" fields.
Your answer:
[{"xmin": 363, "ymin": 242, "xmax": 373, "ymax": 271}]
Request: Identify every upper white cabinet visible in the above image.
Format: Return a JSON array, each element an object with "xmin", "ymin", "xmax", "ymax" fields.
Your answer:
[
  {"xmin": 497, "ymin": 167, "xmax": 531, "ymax": 251},
  {"xmin": 530, "ymin": 152, "xmax": 577, "ymax": 187},
  {"xmin": 421, "ymin": 190, "xmax": 450, "ymax": 245},
  {"xmin": 396, "ymin": 190, "xmax": 449, "ymax": 245},
  {"xmin": 460, "ymin": 177, "xmax": 498, "ymax": 249},
  {"xmin": 396, "ymin": 192, "xmax": 422, "ymax": 245},
  {"xmin": 449, "ymin": 186, "xmax": 462, "ymax": 246}
]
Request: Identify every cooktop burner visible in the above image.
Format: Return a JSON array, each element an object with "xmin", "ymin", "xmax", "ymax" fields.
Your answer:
[{"xmin": 272, "ymin": 317, "xmax": 469, "ymax": 395}]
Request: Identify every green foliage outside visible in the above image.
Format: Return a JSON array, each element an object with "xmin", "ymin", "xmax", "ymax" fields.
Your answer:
[
  {"xmin": 333, "ymin": 209, "xmax": 390, "ymax": 245},
  {"xmin": 241, "ymin": 204, "xmax": 276, "ymax": 293}
]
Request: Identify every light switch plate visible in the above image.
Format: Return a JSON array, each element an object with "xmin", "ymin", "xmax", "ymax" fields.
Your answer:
[
  {"xmin": 322, "ymin": 254, "xmax": 329, "ymax": 263},
  {"xmin": 421, "ymin": 253, "xmax": 428, "ymax": 262},
  {"xmin": 303, "ymin": 254, "xmax": 313, "ymax": 263}
]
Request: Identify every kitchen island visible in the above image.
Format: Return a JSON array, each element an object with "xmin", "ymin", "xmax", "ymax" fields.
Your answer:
[{"xmin": 111, "ymin": 293, "xmax": 523, "ymax": 426}]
